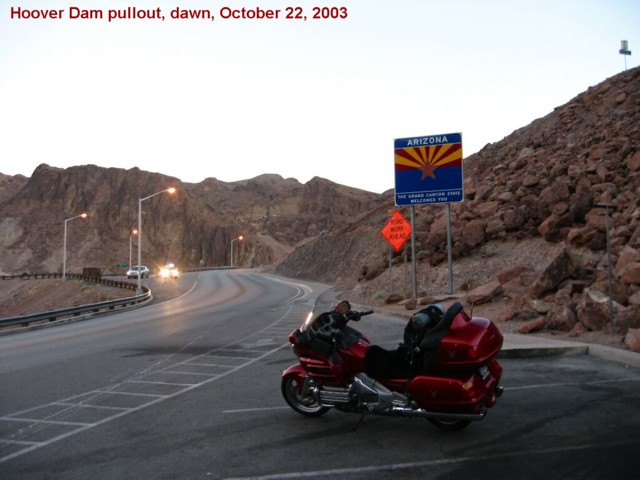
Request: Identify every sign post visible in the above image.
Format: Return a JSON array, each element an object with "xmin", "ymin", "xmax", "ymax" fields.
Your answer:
[{"xmin": 381, "ymin": 210, "xmax": 413, "ymax": 296}]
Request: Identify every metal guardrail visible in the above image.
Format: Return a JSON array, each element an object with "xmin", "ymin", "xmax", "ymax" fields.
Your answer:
[
  {"xmin": 0, "ymin": 267, "xmax": 247, "ymax": 333},
  {"xmin": 0, "ymin": 274, "xmax": 151, "ymax": 332}
]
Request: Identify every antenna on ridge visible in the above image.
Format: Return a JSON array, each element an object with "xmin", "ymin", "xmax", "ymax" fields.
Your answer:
[{"xmin": 619, "ymin": 40, "xmax": 631, "ymax": 71}]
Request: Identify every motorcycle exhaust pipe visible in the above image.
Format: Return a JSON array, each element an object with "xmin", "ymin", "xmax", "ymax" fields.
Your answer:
[{"xmin": 390, "ymin": 406, "xmax": 487, "ymax": 422}]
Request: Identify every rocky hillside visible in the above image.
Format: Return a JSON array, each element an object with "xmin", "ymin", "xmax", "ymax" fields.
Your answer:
[
  {"xmin": 0, "ymin": 167, "xmax": 378, "ymax": 275},
  {"xmin": 276, "ymin": 66, "xmax": 640, "ymax": 347}
]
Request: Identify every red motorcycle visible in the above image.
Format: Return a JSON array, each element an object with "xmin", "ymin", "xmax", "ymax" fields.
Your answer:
[{"xmin": 281, "ymin": 298, "xmax": 504, "ymax": 431}]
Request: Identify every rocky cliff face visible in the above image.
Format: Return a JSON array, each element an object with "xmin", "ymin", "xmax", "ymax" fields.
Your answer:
[
  {"xmin": 0, "ymin": 166, "xmax": 377, "ymax": 275},
  {"xmin": 0, "ymin": 173, "xmax": 27, "ymax": 205}
]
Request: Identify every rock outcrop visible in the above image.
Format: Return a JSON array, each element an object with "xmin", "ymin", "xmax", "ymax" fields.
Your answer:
[{"xmin": 0, "ymin": 166, "xmax": 378, "ymax": 275}]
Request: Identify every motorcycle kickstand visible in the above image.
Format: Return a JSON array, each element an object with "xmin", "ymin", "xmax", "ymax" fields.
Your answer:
[{"xmin": 350, "ymin": 412, "xmax": 367, "ymax": 432}]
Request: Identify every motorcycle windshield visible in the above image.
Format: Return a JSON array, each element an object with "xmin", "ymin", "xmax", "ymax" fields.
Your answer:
[{"xmin": 301, "ymin": 289, "xmax": 342, "ymax": 331}]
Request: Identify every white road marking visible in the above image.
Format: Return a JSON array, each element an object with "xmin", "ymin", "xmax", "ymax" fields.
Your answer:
[{"xmin": 0, "ymin": 303, "xmax": 305, "ymax": 464}]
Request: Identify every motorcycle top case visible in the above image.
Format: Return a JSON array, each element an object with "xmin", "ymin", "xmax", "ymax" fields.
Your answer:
[{"xmin": 434, "ymin": 312, "xmax": 503, "ymax": 369}]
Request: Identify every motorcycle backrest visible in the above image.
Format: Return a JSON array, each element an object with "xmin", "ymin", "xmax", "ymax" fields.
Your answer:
[{"xmin": 418, "ymin": 302, "xmax": 464, "ymax": 367}]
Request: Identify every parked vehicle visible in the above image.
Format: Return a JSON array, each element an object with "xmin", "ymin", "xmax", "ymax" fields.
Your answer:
[
  {"xmin": 126, "ymin": 265, "xmax": 150, "ymax": 279},
  {"xmin": 281, "ymin": 296, "xmax": 504, "ymax": 431}
]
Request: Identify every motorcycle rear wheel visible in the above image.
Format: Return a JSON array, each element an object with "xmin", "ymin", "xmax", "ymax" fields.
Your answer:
[
  {"xmin": 281, "ymin": 377, "xmax": 330, "ymax": 417},
  {"xmin": 427, "ymin": 418, "xmax": 471, "ymax": 431}
]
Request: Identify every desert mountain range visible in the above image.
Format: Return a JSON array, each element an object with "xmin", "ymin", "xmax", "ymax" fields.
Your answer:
[{"xmin": 1, "ymin": 66, "xmax": 639, "ymax": 344}]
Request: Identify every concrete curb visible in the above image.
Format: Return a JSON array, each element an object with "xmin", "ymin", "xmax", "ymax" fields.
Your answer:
[
  {"xmin": 587, "ymin": 344, "xmax": 640, "ymax": 368},
  {"xmin": 499, "ymin": 345, "xmax": 589, "ymax": 359},
  {"xmin": 502, "ymin": 333, "xmax": 640, "ymax": 368}
]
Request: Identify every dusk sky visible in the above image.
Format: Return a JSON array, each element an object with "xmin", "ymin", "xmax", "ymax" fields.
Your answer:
[{"xmin": 1, "ymin": 0, "xmax": 638, "ymax": 193}]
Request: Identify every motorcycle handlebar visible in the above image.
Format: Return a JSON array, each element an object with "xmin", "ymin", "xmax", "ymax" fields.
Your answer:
[{"xmin": 346, "ymin": 310, "xmax": 374, "ymax": 320}]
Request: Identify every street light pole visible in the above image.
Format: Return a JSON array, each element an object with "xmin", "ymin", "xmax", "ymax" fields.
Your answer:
[
  {"xmin": 137, "ymin": 188, "xmax": 176, "ymax": 294},
  {"xmin": 63, "ymin": 212, "xmax": 87, "ymax": 280},
  {"xmin": 230, "ymin": 235, "xmax": 243, "ymax": 267},
  {"xmin": 129, "ymin": 229, "xmax": 138, "ymax": 272}
]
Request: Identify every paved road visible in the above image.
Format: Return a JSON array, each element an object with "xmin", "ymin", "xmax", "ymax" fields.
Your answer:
[{"xmin": 1, "ymin": 270, "xmax": 638, "ymax": 479}]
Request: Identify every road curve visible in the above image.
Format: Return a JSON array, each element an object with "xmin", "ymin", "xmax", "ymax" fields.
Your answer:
[{"xmin": 0, "ymin": 269, "xmax": 328, "ymax": 469}]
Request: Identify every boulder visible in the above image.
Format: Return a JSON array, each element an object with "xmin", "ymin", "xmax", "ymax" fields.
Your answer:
[
  {"xmin": 466, "ymin": 279, "xmax": 503, "ymax": 305},
  {"xmin": 495, "ymin": 303, "xmax": 521, "ymax": 323},
  {"xmin": 567, "ymin": 225, "xmax": 602, "ymax": 248},
  {"xmin": 518, "ymin": 317, "xmax": 546, "ymax": 333},
  {"xmin": 619, "ymin": 263, "xmax": 640, "ymax": 285},
  {"xmin": 418, "ymin": 295, "xmax": 437, "ymax": 305},
  {"xmin": 614, "ymin": 304, "xmax": 640, "ymax": 334},
  {"xmin": 626, "ymin": 151, "xmax": 640, "ymax": 172},
  {"xmin": 385, "ymin": 293, "xmax": 404, "ymax": 304},
  {"xmin": 547, "ymin": 283, "xmax": 574, "ymax": 307},
  {"xmin": 628, "ymin": 290, "xmax": 640, "ymax": 306},
  {"xmin": 401, "ymin": 298, "xmax": 418, "ymax": 310},
  {"xmin": 545, "ymin": 305, "xmax": 578, "ymax": 331},
  {"xmin": 613, "ymin": 246, "xmax": 640, "ymax": 278},
  {"xmin": 624, "ymin": 328, "xmax": 640, "ymax": 353},
  {"xmin": 530, "ymin": 247, "xmax": 575, "ymax": 296},
  {"xmin": 576, "ymin": 287, "xmax": 623, "ymax": 332},
  {"xmin": 502, "ymin": 206, "xmax": 526, "ymax": 230},
  {"xmin": 527, "ymin": 299, "xmax": 554, "ymax": 314},
  {"xmin": 497, "ymin": 265, "xmax": 527, "ymax": 284}
]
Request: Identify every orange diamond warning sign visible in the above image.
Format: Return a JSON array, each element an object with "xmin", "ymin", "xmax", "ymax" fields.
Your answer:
[{"xmin": 381, "ymin": 210, "xmax": 412, "ymax": 252}]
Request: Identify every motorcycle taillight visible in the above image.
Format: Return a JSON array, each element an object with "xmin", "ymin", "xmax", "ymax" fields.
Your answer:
[
  {"xmin": 464, "ymin": 346, "xmax": 479, "ymax": 360},
  {"xmin": 460, "ymin": 374, "xmax": 483, "ymax": 400}
]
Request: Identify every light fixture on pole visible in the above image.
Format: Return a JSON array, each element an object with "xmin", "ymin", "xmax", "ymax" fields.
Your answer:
[
  {"xmin": 63, "ymin": 212, "xmax": 87, "ymax": 280},
  {"xmin": 619, "ymin": 40, "xmax": 632, "ymax": 71},
  {"xmin": 230, "ymin": 235, "xmax": 244, "ymax": 267},
  {"xmin": 129, "ymin": 229, "xmax": 138, "ymax": 272},
  {"xmin": 137, "ymin": 187, "xmax": 176, "ymax": 294}
]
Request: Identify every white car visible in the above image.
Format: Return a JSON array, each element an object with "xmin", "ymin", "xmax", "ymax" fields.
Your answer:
[
  {"xmin": 160, "ymin": 263, "xmax": 180, "ymax": 278},
  {"xmin": 127, "ymin": 265, "xmax": 150, "ymax": 279}
]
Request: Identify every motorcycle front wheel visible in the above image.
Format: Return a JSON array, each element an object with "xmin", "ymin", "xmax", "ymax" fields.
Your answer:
[
  {"xmin": 427, "ymin": 418, "xmax": 471, "ymax": 431},
  {"xmin": 281, "ymin": 377, "xmax": 330, "ymax": 417}
]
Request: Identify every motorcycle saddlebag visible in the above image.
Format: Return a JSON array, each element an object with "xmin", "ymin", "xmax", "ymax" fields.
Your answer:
[{"xmin": 408, "ymin": 367, "xmax": 500, "ymax": 412}]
